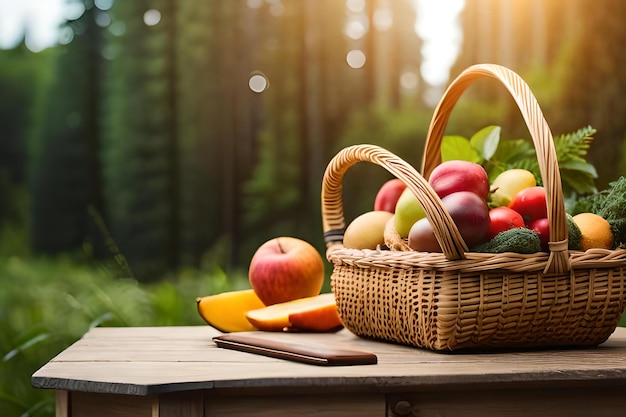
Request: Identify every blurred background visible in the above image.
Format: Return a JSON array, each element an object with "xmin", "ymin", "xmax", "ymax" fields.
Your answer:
[{"xmin": 1, "ymin": 0, "xmax": 626, "ymax": 415}]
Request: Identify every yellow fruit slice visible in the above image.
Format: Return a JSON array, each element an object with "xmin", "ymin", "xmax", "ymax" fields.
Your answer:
[
  {"xmin": 245, "ymin": 293, "xmax": 343, "ymax": 332},
  {"xmin": 572, "ymin": 212, "xmax": 614, "ymax": 251},
  {"xmin": 196, "ymin": 289, "xmax": 265, "ymax": 332}
]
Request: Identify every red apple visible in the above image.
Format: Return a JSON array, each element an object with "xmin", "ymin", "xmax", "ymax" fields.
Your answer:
[
  {"xmin": 428, "ymin": 160, "xmax": 490, "ymax": 200},
  {"xmin": 408, "ymin": 191, "xmax": 490, "ymax": 252},
  {"xmin": 508, "ymin": 186, "xmax": 547, "ymax": 224},
  {"xmin": 407, "ymin": 217, "xmax": 440, "ymax": 252},
  {"xmin": 374, "ymin": 178, "xmax": 407, "ymax": 213},
  {"xmin": 248, "ymin": 237, "xmax": 324, "ymax": 306},
  {"xmin": 527, "ymin": 217, "xmax": 549, "ymax": 252},
  {"xmin": 486, "ymin": 206, "xmax": 525, "ymax": 240}
]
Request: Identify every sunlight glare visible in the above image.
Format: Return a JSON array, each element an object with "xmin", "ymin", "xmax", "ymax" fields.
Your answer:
[
  {"xmin": 414, "ymin": 0, "xmax": 465, "ymax": 88},
  {"xmin": 65, "ymin": 2, "xmax": 85, "ymax": 20}
]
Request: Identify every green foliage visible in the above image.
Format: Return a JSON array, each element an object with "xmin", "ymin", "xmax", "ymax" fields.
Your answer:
[
  {"xmin": 332, "ymin": 103, "xmax": 432, "ymax": 221},
  {"xmin": 442, "ymin": 125, "xmax": 599, "ymax": 199},
  {"xmin": 102, "ymin": 0, "xmax": 179, "ymax": 280},
  {"xmin": 571, "ymin": 176, "xmax": 626, "ymax": 248},
  {"xmin": 0, "ymin": 255, "xmax": 247, "ymax": 417},
  {"xmin": 30, "ymin": 7, "xmax": 105, "ymax": 256}
]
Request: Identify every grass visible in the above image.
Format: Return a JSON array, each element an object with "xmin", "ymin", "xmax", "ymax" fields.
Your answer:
[{"xmin": 0, "ymin": 254, "xmax": 248, "ymax": 417}]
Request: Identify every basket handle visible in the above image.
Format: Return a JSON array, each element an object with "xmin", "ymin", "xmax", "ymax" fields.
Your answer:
[
  {"xmin": 421, "ymin": 64, "xmax": 570, "ymax": 275},
  {"xmin": 321, "ymin": 144, "xmax": 468, "ymax": 261}
]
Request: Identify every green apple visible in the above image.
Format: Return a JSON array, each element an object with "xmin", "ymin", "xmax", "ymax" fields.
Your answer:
[
  {"xmin": 343, "ymin": 210, "xmax": 394, "ymax": 250},
  {"xmin": 489, "ymin": 169, "xmax": 536, "ymax": 207},
  {"xmin": 394, "ymin": 188, "xmax": 426, "ymax": 238}
]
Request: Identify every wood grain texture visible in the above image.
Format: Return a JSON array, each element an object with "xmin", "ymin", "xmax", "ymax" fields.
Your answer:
[
  {"xmin": 157, "ymin": 391, "xmax": 204, "ymax": 417},
  {"xmin": 55, "ymin": 390, "xmax": 69, "ymax": 417},
  {"xmin": 388, "ymin": 385, "xmax": 626, "ymax": 417},
  {"xmin": 205, "ymin": 392, "xmax": 385, "ymax": 417},
  {"xmin": 32, "ymin": 326, "xmax": 626, "ymax": 397},
  {"xmin": 69, "ymin": 392, "xmax": 154, "ymax": 417}
]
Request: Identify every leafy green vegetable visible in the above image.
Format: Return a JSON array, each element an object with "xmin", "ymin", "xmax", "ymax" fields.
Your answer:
[{"xmin": 472, "ymin": 228, "xmax": 542, "ymax": 254}]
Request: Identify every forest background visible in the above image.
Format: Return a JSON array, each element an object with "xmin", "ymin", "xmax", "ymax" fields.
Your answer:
[{"xmin": 2, "ymin": 1, "xmax": 626, "ymax": 416}]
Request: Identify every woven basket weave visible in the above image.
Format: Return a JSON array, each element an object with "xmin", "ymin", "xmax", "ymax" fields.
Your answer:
[{"xmin": 321, "ymin": 64, "xmax": 626, "ymax": 351}]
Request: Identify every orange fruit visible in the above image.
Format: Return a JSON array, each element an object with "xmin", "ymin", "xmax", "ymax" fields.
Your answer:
[{"xmin": 572, "ymin": 213, "xmax": 614, "ymax": 251}]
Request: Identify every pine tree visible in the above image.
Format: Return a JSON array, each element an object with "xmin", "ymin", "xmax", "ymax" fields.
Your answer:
[
  {"xmin": 102, "ymin": 0, "xmax": 179, "ymax": 280},
  {"xmin": 30, "ymin": 4, "xmax": 105, "ymax": 254}
]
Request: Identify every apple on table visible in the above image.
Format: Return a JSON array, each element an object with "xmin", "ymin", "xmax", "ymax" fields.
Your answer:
[{"xmin": 248, "ymin": 236, "xmax": 324, "ymax": 306}]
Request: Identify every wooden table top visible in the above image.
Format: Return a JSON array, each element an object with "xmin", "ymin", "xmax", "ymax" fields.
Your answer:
[{"xmin": 32, "ymin": 326, "xmax": 626, "ymax": 396}]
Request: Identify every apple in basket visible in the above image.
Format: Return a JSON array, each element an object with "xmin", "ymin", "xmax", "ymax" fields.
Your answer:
[
  {"xmin": 248, "ymin": 237, "xmax": 324, "ymax": 306},
  {"xmin": 394, "ymin": 188, "xmax": 427, "ymax": 238},
  {"xmin": 428, "ymin": 160, "xmax": 490, "ymax": 200},
  {"xmin": 374, "ymin": 178, "xmax": 407, "ymax": 213},
  {"xmin": 408, "ymin": 191, "xmax": 490, "ymax": 252}
]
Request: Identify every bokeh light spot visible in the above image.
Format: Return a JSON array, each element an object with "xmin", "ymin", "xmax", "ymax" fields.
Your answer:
[
  {"xmin": 373, "ymin": 7, "xmax": 393, "ymax": 31},
  {"xmin": 346, "ymin": 0, "xmax": 366, "ymax": 13},
  {"xmin": 249, "ymin": 73, "xmax": 269, "ymax": 93},
  {"xmin": 108, "ymin": 21, "xmax": 126, "ymax": 37},
  {"xmin": 346, "ymin": 50, "xmax": 366, "ymax": 69},
  {"xmin": 344, "ymin": 15, "xmax": 368, "ymax": 40},
  {"xmin": 143, "ymin": 9, "xmax": 161, "ymax": 27},
  {"xmin": 95, "ymin": 0, "xmax": 114, "ymax": 11},
  {"xmin": 400, "ymin": 70, "xmax": 419, "ymax": 91}
]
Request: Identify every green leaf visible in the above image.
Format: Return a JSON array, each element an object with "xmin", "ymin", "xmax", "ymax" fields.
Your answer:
[
  {"xmin": 560, "ymin": 168, "xmax": 598, "ymax": 194},
  {"xmin": 490, "ymin": 139, "xmax": 536, "ymax": 164},
  {"xmin": 441, "ymin": 135, "xmax": 481, "ymax": 163},
  {"xmin": 2, "ymin": 332, "xmax": 51, "ymax": 362},
  {"xmin": 558, "ymin": 160, "xmax": 598, "ymax": 178},
  {"xmin": 470, "ymin": 125, "xmax": 501, "ymax": 160}
]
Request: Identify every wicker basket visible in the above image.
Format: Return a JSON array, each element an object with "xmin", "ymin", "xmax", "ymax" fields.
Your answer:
[{"xmin": 321, "ymin": 64, "xmax": 626, "ymax": 351}]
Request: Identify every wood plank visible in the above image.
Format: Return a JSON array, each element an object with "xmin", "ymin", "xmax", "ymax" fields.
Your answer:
[
  {"xmin": 55, "ymin": 390, "xmax": 69, "ymax": 417},
  {"xmin": 69, "ymin": 392, "xmax": 154, "ymax": 417},
  {"xmin": 387, "ymin": 385, "xmax": 626, "ymax": 417},
  {"xmin": 205, "ymin": 392, "xmax": 385, "ymax": 417},
  {"xmin": 157, "ymin": 391, "xmax": 204, "ymax": 417},
  {"xmin": 32, "ymin": 326, "xmax": 626, "ymax": 396}
]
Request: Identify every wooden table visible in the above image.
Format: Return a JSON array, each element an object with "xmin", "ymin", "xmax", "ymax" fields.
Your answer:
[{"xmin": 32, "ymin": 325, "xmax": 626, "ymax": 417}]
